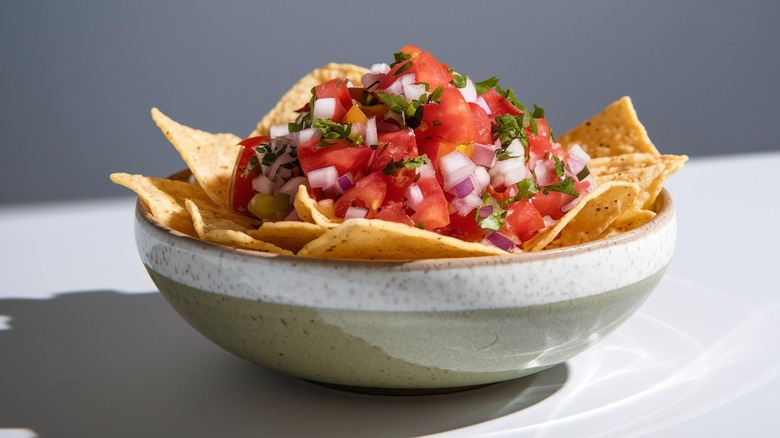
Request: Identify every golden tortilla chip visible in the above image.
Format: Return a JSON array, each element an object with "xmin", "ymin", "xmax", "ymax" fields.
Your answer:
[
  {"xmin": 298, "ymin": 218, "xmax": 508, "ymax": 260},
  {"xmin": 558, "ymin": 96, "xmax": 660, "ymax": 158},
  {"xmin": 110, "ymin": 172, "xmax": 213, "ymax": 237},
  {"xmin": 522, "ymin": 181, "xmax": 640, "ymax": 251},
  {"xmin": 596, "ymin": 209, "xmax": 657, "ymax": 240},
  {"xmin": 589, "ymin": 153, "xmax": 688, "ymax": 209},
  {"xmin": 248, "ymin": 221, "xmax": 328, "ymax": 254},
  {"xmin": 185, "ymin": 199, "xmax": 293, "ymax": 255},
  {"xmin": 183, "ymin": 198, "xmax": 259, "ymax": 234},
  {"xmin": 151, "ymin": 108, "xmax": 241, "ymax": 207},
  {"xmin": 251, "ymin": 63, "xmax": 370, "ymax": 136},
  {"xmin": 293, "ymin": 185, "xmax": 341, "ymax": 227}
]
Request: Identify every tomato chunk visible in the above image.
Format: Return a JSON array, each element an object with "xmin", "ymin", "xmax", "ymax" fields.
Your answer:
[
  {"xmin": 334, "ymin": 172, "xmax": 387, "ymax": 217},
  {"xmin": 298, "ymin": 138, "xmax": 373, "ymax": 177},
  {"xmin": 229, "ymin": 135, "xmax": 270, "ymax": 215}
]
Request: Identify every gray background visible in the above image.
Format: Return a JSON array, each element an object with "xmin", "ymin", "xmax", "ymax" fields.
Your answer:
[{"xmin": 2, "ymin": 0, "xmax": 778, "ymax": 204}]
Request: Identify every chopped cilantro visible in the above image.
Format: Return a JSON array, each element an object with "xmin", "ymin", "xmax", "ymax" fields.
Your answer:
[
  {"xmin": 394, "ymin": 61, "xmax": 412, "ymax": 76},
  {"xmin": 474, "ymin": 76, "xmax": 499, "ymax": 94},
  {"xmin": 382, "ymin": 155, "xmax": 428, "ymax": 175},
  {"xmin": 451, "ymin": 73, "xmax": 467, "ymax": 88},
  {"xmin": 500, "ymin": 178, "xmax": 538, "ymax": 207},
  {"xmin": 474, "ymin": 196, "xmax": 507, "ymax": 231},
  {"xmin": 532, "ymin": 104, "xmax": 545, "ymax": 119},
  {"xmin": 312, "ymin": 118, "xmax": 359, "ymax": 146},
  {"xmin": 542, "ymin": 178, "xmax": 579, "ymax": 197},
  {"xmin": 552, "ymin": 156, "xmax": 565, "ymax": 178},
  {"xmin": 576, "ymin": 166, "xmax": 591, "ymax": 181},
  {"xmin": 391, "ymin": 51, "xmax": 412, "ymax": 67}
]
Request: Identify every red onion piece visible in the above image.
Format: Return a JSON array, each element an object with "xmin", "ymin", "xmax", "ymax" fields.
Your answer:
[
  {"xmin": 453, "ymin": 177, "xmax": 475, "ymax": 198},
  {"xmin": 337, "ymin": 173, "xmax": 354, "ymax": 192},
  {"xmin": 284, "ymin": 208, "xmax": 301, "ymax": 221},
  {"xmin": 307, "ymin": 166, "xmax": 338, "ymax": 189},
  {"xmin": 251, "ymin": 175, "xmax": 275, "ymax": 194},
  {"xmin": 567, "ymin": 144, "xmax": 591, "ymax": 179},
  {"xmin": 534, "ymin": 159, "xmax": 556, "ymax": 187},
  {"xmin": 279, "ymin": 176, "xmax": 308, "ymax": 197},
  {"xmin": 486, "ymin": 232, "xmax": 516, "ymax": 251},
  {"xmin": 267, "ymin": 150, "xmax": 296, "ymax": 180},
  {"xmin": 478, "ymin": 205, "xmax": 494, "ymax": 219},
  {"xmin": 471, "ymin": 143, "xmax": 499, "ymax": 168}
]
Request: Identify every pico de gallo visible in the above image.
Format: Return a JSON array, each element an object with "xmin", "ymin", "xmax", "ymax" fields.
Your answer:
[{"xmin": 229, "ymin": 45, "xmax": 595, "ymax": 252}]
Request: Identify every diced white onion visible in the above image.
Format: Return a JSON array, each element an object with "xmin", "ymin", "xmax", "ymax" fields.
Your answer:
[
  {"xmin": 476, "ymin": 96, "xmax": 491, "ymax": 114},
  {"xmin": 362, "ymin": 73, "xmax": 384, "ymax": 91},
  {"xmin": 416, "ymin": 162, "xmax": 436, "ymax": 179},
  {"xmin": 534, "ymin": 159, "xmax": 556, "ymax": 187},
  {"xmin": 345, "ymin": 206, "xmax": 369, "ymax": 219},
  {"xmin": 567, "ymin": 144, "xmax": 591, "ymax": 178},
  {"xmin": 489, "ymin": 156, "xmax": 527, "ymax": 187},
  {"xmin": 278, "ymin": 176, "xmax": 308, "ymax": 197},
  {"xmin": 473, "ymin": 166, "xmax": 491, "ymax": 193},
  {"xmin": 366, "ymin": 117, "xmax": 378, "ymax": 146},
  {"xmin": 307, "ymin": 166, "xmax": 338, "ymax": 189},
  {"xmin": 458, "ymin": 77, "xmax": 478, "ymax": 103},
  {"xmin": 297, "ymin": 128, "xmax": 318, "ymax": 144},
  {"xmin": 371, "ymin": 63, "xmax": 391, "ymax": 74},
  {"xmin": 471, "ymin": 143, "xmax": 499, "ymax": 167},
  {"xmin": 313, "ymin": 97, "xmax": 336, "ymax": 119},
  {"xmin": 404, "ymin": 83, "xmax": 427, "ymax": 102},
  {"xmin": 450, "ymin": 192, "xmax": 482, "ymax": 216},
  {"xmin": 269, "ymin": 124, "xmax": 290, "ymax": 138},
  {"xmin": 405, "ymin": 183, "xmax": 424, "ymax": 210},
  {"xmin": 543, "ymin": 215, "xmax": 557, "ymax": 227},
  {"xmin": 440, "ymin": 150, "xmax": 476, "ymax": 190}
]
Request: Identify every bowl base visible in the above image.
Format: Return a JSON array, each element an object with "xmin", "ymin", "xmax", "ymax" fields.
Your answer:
[{"xmin": 307, "ymin": 379, "xmax": 500, "ymax": 396}]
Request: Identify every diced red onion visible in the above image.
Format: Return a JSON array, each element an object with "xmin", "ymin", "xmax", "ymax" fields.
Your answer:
[
  {"xmin": 351, "ymin": 122, "xmax": 366, "ymax": 140},
  {"xmin": 453, "ymin": 177, "xmax": 475, "ymax": 198},
  {"xmin": 279, "ymin": 176, "xmax": 308, "ymax": 197},
  {"xmin": 440, "ymin": 150, "xmax": 476, "ymax": 190},
  {"xmin": 458, "ymin": 77, "xmax": 478, "ymax": 103},
  {"xmin": 313, "ymin": 97, "xmax": 336, "ymax": 119},
  {"xmin": 567, "ymin": 144, "xmax": 591, "ymax": 179},
  {"xmin": 450, "ymin": 192, "xmax": 482, "ymax": 216},
  {"xmin": 267, "ymin": 150, "xmax": 296, "ymax": 180},
  {"xmin": 405, "ymin": 183, "xmax": 424, "ymax": 210},
  {"xmin": 376, "ymin": 119, "xmax": 401, "ymax": 132},
  {"xmin": 478, "ymin": 205, "xmax": 494, "ymax": 219},
  {"xmin": 485, "ymin": 232, "xmax": 516, "ymax": 251},
  {"xmin": 534, "ymin": 159, "xmax": 556, "ymax": 187},
  {"xmin": 284, "ymin": 209, "xmax": 301, "ymax": 221},
  {"xmin": 307, "ymin": 166, "xmax": 338, "ymax": 189},
  {"xmin": 366, "ymin": 117, "xmax": 378, "ymax": 146},
  {"xmin": 251, "ymin": 174, "xmax": 275, "ymax": 194},
  {"xmin": 471, "ymin": 143, "xmax": 499, "ymax": 168},
  {"xmin": 361, "ymin": 73, "xmax": 384, "ymax": 91},
  {"xmin": 344, "ymin": 206, "xmax": 369, "ymax": 219},
  {"xmin": 476, "ymin": 96, "xmax": 491, "ymax": 114},
  {"xmin": 337, "ymin": 173, "xmax": 354, "ymax": 192}
]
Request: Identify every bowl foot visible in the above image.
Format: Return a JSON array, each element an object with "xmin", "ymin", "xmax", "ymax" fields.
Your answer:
[{"xmin": 306, "ymin": 380, "xmax": 500, "ymax": 396}]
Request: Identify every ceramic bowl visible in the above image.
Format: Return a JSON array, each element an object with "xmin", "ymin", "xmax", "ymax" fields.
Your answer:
[{"xmin": 134, "ymin": 188, "xmax": 676, "ymax": 393}]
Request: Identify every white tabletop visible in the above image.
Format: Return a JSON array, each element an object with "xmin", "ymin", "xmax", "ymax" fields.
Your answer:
[{"xmin": 1, "ymin": 152, "xmax": 779, "ymax": 437}]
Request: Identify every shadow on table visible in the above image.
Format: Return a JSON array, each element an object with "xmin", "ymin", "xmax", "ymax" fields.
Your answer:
[{"xmin": 0, "ymin": 291, "xmax": 568, "ymax": 438}]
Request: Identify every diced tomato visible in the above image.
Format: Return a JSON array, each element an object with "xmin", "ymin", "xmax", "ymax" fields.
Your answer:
[
  {"xmin": 297, "ymin": 138, "xmax": 373, "ymax": 177},
  {"xmin": 314, "ymin": 78, "xmax": 354, "ymax": 119},
  {"xmin": 417, "ymin": 86, "xmax": 476, "ymax": 145},
  {"xmin": 479, "ymin": 88, "xmax": 523, "ymax": 118},
  {"xmin": 369, "ymin": 200, "xmax": 415, "ymax": 227},
  {"xmin": 469, "ymin": 102, "xmax": 492, "ymax": 144},
  {"xmin": 531, "ymin": 180, "xmax": 590, "ymax": 220},
  {"xmin": 409, "ymin": 177, "xmax": 450, "ymax": 230},
  {"xmin": 378, "ymin": 47, "xmax": 452, "ymax": 92},
  {"xmin": 416, "ymin": 137, "xmax": 458, "ymax": 170},
  {"xmin": 229, "ymin": 135, "xmax": 270, "ymax": 215},
  {"xmin": 399, "ymin": 44, "xmax": 423, "ymax": 56},
  {"xmin": 436, "ymin": 210, "xmax": 484, "ymax": 242},
  {"xmin": 503, "ymin": 199, "xmax": 546, "ymax": 242},
  {"xmin": 370, "ymin": 130, "xmax": 419, "ymax": 173},
  {"xmin": 334, "ymin": 172, "xmax": 387, "ymax": 217}
]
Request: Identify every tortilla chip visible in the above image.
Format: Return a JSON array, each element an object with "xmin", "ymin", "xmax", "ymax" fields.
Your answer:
[
  {"xmin": 182, "ymin": 198, "xmax": 259, "ymax": 234},
  {"xmin": 298, "ymin": 218, "xmax": 509, "ymax": 260},
  {"xmin": 596, "ymin": 209, "xmax": 657, "ymax": 240},
  {"xmin": 293, "ymin": 185, "xmax": 341, "ymax": 227},
  {"xmin": 589, "ymin": 153, "xmax": 688, "ymax": 209},
  {"xmin": 151, "ymin": 108, "xmax": 241, "ymax": 207},
  {"xmin": 558, "ymin": 96, "xmax": 660, "ymax": 158},
  {"xmin": 522, "ymin": 181, "xmax": 641, "ymax": 251},
  {"xmin": 185, "ymin": 199, "xmax": 293, "ymax": 255},
  {"xmin": 251, "ymin": 63, "xmax": 370, "ymax": 136},
  {"xmin": 248, "ymin": 221, "xmax": 328, "ymax": 254},
  {"xmin": 110, "ymin": 172, "xmax": 214, "ymax": 237}
]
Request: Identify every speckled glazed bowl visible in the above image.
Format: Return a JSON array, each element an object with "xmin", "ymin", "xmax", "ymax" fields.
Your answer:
[{"xmin": 135, "ymin": 189, "xmax": 675, "ymax": 393}]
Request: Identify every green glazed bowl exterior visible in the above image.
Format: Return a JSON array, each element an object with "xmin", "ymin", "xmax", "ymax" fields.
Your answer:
[{"xmin": 135, "ymin": 189, "xmax": 676, "ymax": 392}]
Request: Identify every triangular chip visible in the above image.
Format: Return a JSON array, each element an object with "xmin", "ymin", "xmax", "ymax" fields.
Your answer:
[
  {"xmin": 183, "ymin": 198, "xmax": 259, "ymax": 234},
  {"xmin": 558, "ymin": 96, "xmax": 660, "ymax": 157},
  {"xmin": 293, "ymin": 185, "xmax": 341, "ymax": 227},
  {"xmin": 251, "ymin": 63, "xmax": 370, "ymax": 136},
  {"xmin": 151, "ymin": 108, "xmax": 241, "ymax": 207},
  {"xmin": 110, "ymin": 172, "xmax": 214, "ymax": 237},
  {"xmin": 595, "ymin": 209, "xmax": 656, "ymax": 240},
  {"xmin": 298, "ymin": 218, "xmax": 508, "ymax": 260},
  {"xmin": 589, "ymin": 153, "xmax": 688, "ymax": 209},
  {"xmin": 185, "ymin": 200, "xmax": 292, "ymax": 255},
  {"xmin": 522, "ymin": 181, "xmax": 640, "ymax": 251},
  {"xmin": 248, "ymin": 221, "xmax": 328, "ymax": 254}
]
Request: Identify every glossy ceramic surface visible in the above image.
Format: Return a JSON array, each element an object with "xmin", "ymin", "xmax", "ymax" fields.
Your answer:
[{"xmin": 134, "ymin": 189, "xmax": 676, "ymax": 392}]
